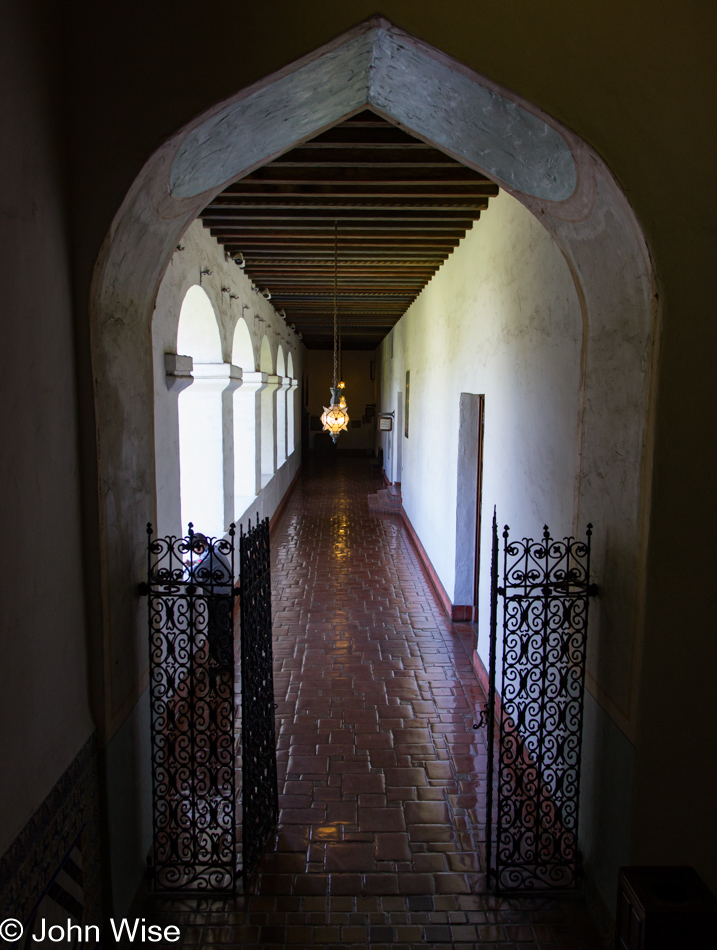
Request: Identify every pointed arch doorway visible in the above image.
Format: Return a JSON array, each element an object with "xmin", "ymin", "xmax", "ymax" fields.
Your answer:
[{"xmin": 90, "ymin": 16, "xmax": 657, "ymax": 896}]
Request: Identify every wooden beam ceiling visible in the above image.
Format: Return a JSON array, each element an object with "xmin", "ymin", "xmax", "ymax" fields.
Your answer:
[{"xmin": 199, "ymin": 112, "xmax": 498, "ymax": 350}]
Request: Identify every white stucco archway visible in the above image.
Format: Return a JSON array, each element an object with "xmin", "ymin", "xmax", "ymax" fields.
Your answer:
[
  {"xmin": 259, "ymin": 335, "xmax": 276, "ymax": 485},
  {"xmin": 231, "ymin": 317, "xmax": 259, "ymax": 503},
  {"xmin": 90, "ymin": 15, "xmax": 657, "ymax": 757},
  {"xmin": 287, "ymin": 352, "xmax": 296, "ymax": 455},
  {"xmin": 275, "ymin": 346, "xmax": 287, "ymax": 467},
  {"xmin": 176, "ymin": 286, "xmax": 225, "ymax": 537},
  {"xmin": 176, "ymin": 284, "xmax": 222, "ymax": 362},
  {"xmin": 231, "ymin": 315, "xmax": 254, "ymax": 370}
]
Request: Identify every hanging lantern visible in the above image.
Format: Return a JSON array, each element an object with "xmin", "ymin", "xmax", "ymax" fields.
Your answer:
[
  {"xmin": 321, "ymin": 386, "xmax": 350, "ymax": 442},
  {"xmin": 321, "ymin": 223, "xmax": 350, "ymax": 443}
]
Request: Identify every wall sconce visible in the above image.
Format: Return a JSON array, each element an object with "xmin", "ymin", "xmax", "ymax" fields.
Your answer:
[{"xmin": 226, "ymin": 249, "xmax": 246, "ymax": 267}]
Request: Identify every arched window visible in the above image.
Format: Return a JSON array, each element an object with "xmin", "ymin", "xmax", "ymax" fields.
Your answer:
[
  {"xmin": 259, "ymin": 336, "xmax": 275, "ymax": 487},
  {"xmin": 232, "ymin": 318, "xmax": 258, "ymax": 507},
  {"xmin": 287, "ymin": 351, "xmax": 295, "ymax": 455},
  {"xmin": 177, "ymin": 285, "xmax": 225, "ymax": 537},
  {"xmin": 276, "ymin": 345, "xmax": 287, "ymax": 467}
]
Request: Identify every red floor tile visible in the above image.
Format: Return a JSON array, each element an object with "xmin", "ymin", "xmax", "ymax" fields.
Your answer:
[{"xmin": 140, "ymin": 458, "xmax": 606, "ymax": 949}]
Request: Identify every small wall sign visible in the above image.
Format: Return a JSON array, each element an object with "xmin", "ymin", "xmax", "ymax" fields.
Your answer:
[{"xmin": 379, "ymin": 416, "xmax": 393, "ymax": 431}]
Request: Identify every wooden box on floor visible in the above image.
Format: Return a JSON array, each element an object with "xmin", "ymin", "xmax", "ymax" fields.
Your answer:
[{"xmin": 615, "ymin": 866, "xmax": 717, "ymax": 949}]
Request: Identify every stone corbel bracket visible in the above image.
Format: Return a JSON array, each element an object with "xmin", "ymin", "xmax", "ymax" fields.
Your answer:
[{"xmin": 165, "ymin": 353, "xmax": 193, "ymax": 393}]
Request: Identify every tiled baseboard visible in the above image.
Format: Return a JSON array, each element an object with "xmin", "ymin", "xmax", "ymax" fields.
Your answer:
[
  {"xmin": 399, "ymin": 506, "xmax": 473, "ymax": 622},
  {"xmin": 270, "ymin": 464, "xmax": 302, "ymax": 535},
  {"xmin": 0, "ymin": 735, "xmax": 103, "ymax": 929}
]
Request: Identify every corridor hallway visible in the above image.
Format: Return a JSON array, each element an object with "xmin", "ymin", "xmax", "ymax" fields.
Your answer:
[{"xmin": 152, "ymin": 457, "xmax": 603, "ymax": 948}]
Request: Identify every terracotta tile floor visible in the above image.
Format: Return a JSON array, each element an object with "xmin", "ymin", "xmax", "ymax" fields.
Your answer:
[{"xmin": 145, "ymin": 457, "xmax": 604, "ymax": 948}]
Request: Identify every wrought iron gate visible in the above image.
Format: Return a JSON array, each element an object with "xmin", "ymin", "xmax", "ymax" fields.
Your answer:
[
  {"xmin": 145, "ymin": 524, "xmax": 238, "ymax": 892},
  {"xmin": 483, "ymin": 514, "xmax": 596, "ymax": 890},
  {"xmin": 239, "ymin": 517, "xmax": 279, "ymax": 884}
]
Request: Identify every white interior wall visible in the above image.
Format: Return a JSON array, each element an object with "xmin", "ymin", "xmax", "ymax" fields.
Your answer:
[
  {"xmin": 378, "ymin": 189, "xmax": 644, "ymax": 907},
  {"xmin": 379, "ymin": 190, "xmax": 582, "ymax": 667}
]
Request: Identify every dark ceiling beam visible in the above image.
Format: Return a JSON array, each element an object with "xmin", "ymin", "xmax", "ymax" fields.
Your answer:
[
  {"xmin": 244, "ymin": 273, "xmax": 439, "ymax": 281},
  {"xmin": 302, "ymin": 127, "xmax": 427, "ymax": 145},
  {"xmin": 271, "ymin": 293, "xmax": 416, "ymax": 300},
  {"xmin": 220, "ymin": 184, "xmax": 498, "ymax": 197},
  {"xmin": 210, "ymin": 223, "xmax": 472, "ymax": 233},
  {"xmin": 206, "ymin": 199, "xmax": 492, "ymax": 210},
  {"xmin": 287, "ymin": 317, "xmax": 409, "ymax": 322},
  {"xmin": 225, "ymin": 248, "xmax": 450, "ymax": 256},
  {"xmin": 261, "ymin": 277, "xmax": 427, "ymax": 286},
  {"xmin": 279, "ymin": 308, "xmax": 411, "ymax": 314},
  {"xmin": 219, "ymin": 235, "xmax": 460, "ymax": 243},
  {"xmin": 241, "ymin": 166, "xmax": 487, "ymax": 183},
  {"xmin": 243, "ymin": 263, "xmax": 441, "ymax": 271},
  {"xmin": 202, "ymin": 209, "xmax": 485, "ymax": 222},
  {"xmin": 211, "ymin": 228, "xmax": 465, "ymax": 244},
  {"xmin": 226, "ymin": 249, "xmax": 457, "ymax": 255},
  {"xmin": 269, "ymin": 146, "xmax": 465, "ymax": 165},
  {"xmin": 228, "ymin": 254, "xmax": 448, "ymax": 263}
]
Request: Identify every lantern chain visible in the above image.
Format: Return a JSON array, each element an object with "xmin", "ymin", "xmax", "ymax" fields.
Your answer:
[{"xmin": 333, "ymin": 221, "xmax": 338, "ymax": 390}]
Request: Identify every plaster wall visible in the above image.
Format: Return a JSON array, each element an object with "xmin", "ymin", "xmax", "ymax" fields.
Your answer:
[
  {"xmin": 580, "ymin": 691, "xmax": 635, "ymax": 907},
  {"xmin": 104, "ymin": 687, "xmax": 152, "ymax": 913},
  {"xmin": 378, "ymin": 190, "xmax": 636, "ymax": 910},
  {"xmin": 380, "ymin": 192, "xmax": 582, "ymax": 615},
  {"xmin": 0, "ymin": 4, "xmax": 94, "ymax": 856}
]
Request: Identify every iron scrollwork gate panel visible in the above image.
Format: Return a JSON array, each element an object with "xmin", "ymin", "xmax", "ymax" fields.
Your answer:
[
  {"xmin": 145, "ymin": 524, "xmax": 237, "ymax": 892},
  {"xmin": 240, "ymin": 517, "xmax": 279, "ymax": 884},
  {"xmin": 485, "ymin": 518, "xmax": 595, "ymax": 891}
]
